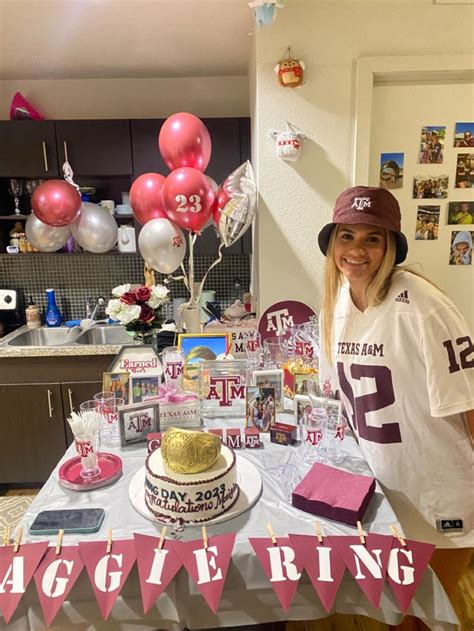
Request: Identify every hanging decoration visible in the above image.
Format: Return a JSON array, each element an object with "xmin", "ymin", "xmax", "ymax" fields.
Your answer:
[
  {"xmin": 275, "ymin": 48, "xmax": 305, "ymax": 88},
  {"xmin": 248, "ymin": 1, "xmax": 285, "ymax": 27},
  {"xmin": 31, "ymin": 179, "xmax": 81, "ymax": 227},
  {"xmin": 269, "ymin": 122, "xmax": 307, "ymax": 161}
]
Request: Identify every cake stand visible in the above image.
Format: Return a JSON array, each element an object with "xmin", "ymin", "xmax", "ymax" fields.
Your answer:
[{"xmin": 129, "ymin": 454, "xmax": 262, "ymax": 526}]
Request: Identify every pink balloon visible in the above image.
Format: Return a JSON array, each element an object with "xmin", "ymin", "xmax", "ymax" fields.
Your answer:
[
  {"xmin": 158, "ymin": 112, "xmax": 212, "ymax": 172},
  {"xmin": 31, "ymin": 180, "xmax": 82, "ymax": 227},
  {"xmin": 130, "ymin": 173, "xmax": 167, "ymax": 225},
  {"xmin": 162, "ymin": 167, "xmax": 215, "ymax": 233},
  {"xmin": 211, "ymin": 185, "xmax": 231, "ymax": 227}
]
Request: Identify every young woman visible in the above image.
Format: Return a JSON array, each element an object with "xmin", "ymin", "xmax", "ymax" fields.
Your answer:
[{"xmin": 318, "ymin": 186, "xmax": 473, "ymax": 629}]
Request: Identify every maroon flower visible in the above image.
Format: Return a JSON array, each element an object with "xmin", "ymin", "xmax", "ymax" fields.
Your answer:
[
  {"xmin": 136, "ymin": 286, "xmax": 151, "ymax": 302},
  {"xmin": 121, "ymin": 291, "xmax": 136, "ymax": 305},
  {"xmin": 139, "ymin": 305, "xmax": 155, "ymax": 323}
]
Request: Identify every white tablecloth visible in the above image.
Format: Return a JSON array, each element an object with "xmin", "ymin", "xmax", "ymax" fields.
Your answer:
[{"xmin": 5, "ymin": 415, "xmax": 458, "ymax": 631}]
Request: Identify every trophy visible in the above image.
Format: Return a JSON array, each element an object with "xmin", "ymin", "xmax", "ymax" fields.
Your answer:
[{"xmin": 8, "ymin": 179, "xmax": 23, "ymax": 215}]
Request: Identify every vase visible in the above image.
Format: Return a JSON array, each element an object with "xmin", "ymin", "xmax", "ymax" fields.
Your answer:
[{"xmin": 183, "ymin": 305, "xmax": 202, "ymax": 334}]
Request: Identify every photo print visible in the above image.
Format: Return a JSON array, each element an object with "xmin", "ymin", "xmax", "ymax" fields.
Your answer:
[
  {"xmin": 449, "ymin": 231, "xmax": 473, "ymax": 266},
  {"xmin": 379, "ymin": 152, "xmax": 404, "ymax": 189},
  {"xmin": 294, "ymin": 373, "xmax": 310, "ymax": 395},
  {"xmin": 447, "ymin": 201, "xmax": 474, "ymax": 226},
  {"xmin": 454, "ymin": 122, "xmax": 474, "ymax": 148},
  {"xmin": 130, "ymin": 375, "xmax": 160, "ymax": 404},
  {"xmin": 413, "ymin": 175, "xmax": 448, "ymax": 199},
  {"xmin": 253, "ymin": 369, "xmax": 285, "ymax": 410},
  {"xmin": 455, "ymin": 153, "xmax": 473, "ymax": 189},
  {"xmin": 415, "ymin": 205, "xmax": 440, "ymax": 240},
  {"xmin": 246, "ymin": 386, "xmax": 276, "ymax": 432},
  {"xmin": 102, "ymin": 372, "xmax": 130, "ymax": 403},
  {"xmin": 119, "ymin": 402, "xmax": 159, "ymax": 446},
  {"xmin": 418, "ymin": 126, "xmax": 446, "ymax": 164}
]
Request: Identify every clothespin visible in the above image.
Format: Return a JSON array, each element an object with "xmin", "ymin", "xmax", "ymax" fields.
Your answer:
[
  {"xmin": 314, "ymin": 521, "xmax": 323, "ymax": 543},
  {"xmin": 202, "ymin": 526, "xmax": 208, "ymax": 550},
  {"xmin": 106, "ymin": 528, "xmax": 113, "ymax": 554},
  {"xmin": 266, "ymin": 522, "xmax": 277, "ymax": 545},
  {"xmin": 55, "ymin": 529, "xmax": 64, "ymax": 555},
  {"xmin": 3, "ymin": 525, "xmax": 10, "ymax": 546},
  {"xmin": 158, "ymin": 526, "xmax": 167, "ymax": 550},
  {"xmin": 356, "ymin": 521, "xmax": 366, "ymax": 545},
  {"xmin": 13, "ymin": 527, "xmax": 23, "ymax": 553},
  {"xmin": 389, "ymin": 524, "xmax": 406, "ymax": 547}
]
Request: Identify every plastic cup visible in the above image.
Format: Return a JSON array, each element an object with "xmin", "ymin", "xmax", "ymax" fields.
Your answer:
[
  {"xmin": 94, "ymin": 393, "xmax": 124, "ymax": 447},
  {"xmin": 162, "ymin": 346, "xmax": 185, "ymax": 389}
]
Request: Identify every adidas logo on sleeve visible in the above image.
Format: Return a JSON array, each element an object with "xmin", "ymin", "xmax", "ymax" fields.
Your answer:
[{"xmin": 395, "ymin": 290, "xmax": 410, "ymax": 304}]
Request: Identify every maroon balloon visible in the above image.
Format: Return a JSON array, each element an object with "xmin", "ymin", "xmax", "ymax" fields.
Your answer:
[
  {"xmin": 162, "ymin": 167, "xmax": 215, "ymax": 233},
  {"xmin": 158, "ymin": 112, "xmax": 212, "ymax": 172},
  {"xmin": 130, "ymin": 173, "xmax": 167, "ymax": 225},
  {"xmin": 211, "ymin": 185, "xmax": 231, "ymax": 227},
  {"xmin": 32, "ymin": 180, "xmax": 81, "ymax": 227}
]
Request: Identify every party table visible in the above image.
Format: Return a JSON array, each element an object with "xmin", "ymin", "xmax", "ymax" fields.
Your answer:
[{"xmin": 4, "ymin": 415, "xmax": 458, "ymax": 631}]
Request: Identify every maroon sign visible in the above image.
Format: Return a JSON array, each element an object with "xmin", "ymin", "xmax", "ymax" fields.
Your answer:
[
  {"xmin": 329, "ymin": 534, "xmax": 392, "ymax": 609},
  {"xmin": 34, "ymin": 546, "xmax": 84, "ymax": 626},
  {"xmin": 134, "ymin": 533, "xmax": 183, "ymax": 615},
  {"xmin": 387, "ymin": 539, "xmax": 435, "ymax": 613},
  {"xmin": 289, "ymin": 534, "xmax": 346, "ymax": 613},
  {"xmin": 249, "ymin": 537, "xmax": 304, "ymax": 612},
  {"xmin": 79, "ymin": 540, "xmax": 136, "ymax": 620},
  {"xmin": 0, "ymin": 542, "xmax": 49, "ymax": 624},
  {"xmin": 258, "ymin": 300, "xmax": 317, "ymax": 343},
  {"xmin": 172, "ymin": 533, "xmax": 236, "ymax": 613}
]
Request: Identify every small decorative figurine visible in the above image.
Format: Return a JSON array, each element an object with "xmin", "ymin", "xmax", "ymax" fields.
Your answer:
[
  {"xmin": 274, "ymin": 49, "xmax": 305, "ymax": 88},
  {"xmin": 270, "ymin": 122, "xmax": 307, "ymax": 162}
]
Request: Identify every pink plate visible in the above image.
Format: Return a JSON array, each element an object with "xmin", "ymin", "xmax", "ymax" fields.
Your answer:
[{"xmin": 58, "ymin": 453, "xmax": 123, "ymax": 491}]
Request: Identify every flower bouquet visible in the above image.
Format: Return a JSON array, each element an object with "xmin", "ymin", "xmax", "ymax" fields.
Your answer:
[{"xmin": 106, "ymin": 283, "xmax": 170, "ymax": 342}]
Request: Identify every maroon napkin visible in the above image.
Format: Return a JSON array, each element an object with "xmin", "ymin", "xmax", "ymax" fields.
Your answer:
[{"xmin": 292, "ymin": 462, "xmax": 375, "ymax": 525}]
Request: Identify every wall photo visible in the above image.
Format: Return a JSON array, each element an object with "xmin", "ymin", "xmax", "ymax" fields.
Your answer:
[
  {"xmin": 415, "ymin": 206, "xmax": 440, "ymax": 240},
  {"xmin": 454, "ymin": 122, "xmax": 474, "ymax": 147},
  {"xmin": 447, "ymin": 202, "xmax": 474, "ymax": 226},
  {"xmin": 413, "ymin": 175, "xmax": 448, "ymax": 199},
  {"xmin": 449, "ymin": 231, "xmax": 473, "ymax": 266},
  {"xmin": 455, "ymin": 153, "xmax": 474, "ymax": 189},
  {"xmin": 418, "ymin": 126, "xmax": 445, "ymax": 164},
  {"xmin": 379, "ymin": 152, "xmax": 404, "ymax": 189}
]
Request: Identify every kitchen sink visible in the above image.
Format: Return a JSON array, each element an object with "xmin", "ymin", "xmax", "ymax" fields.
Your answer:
[
  {"xmin": 75, "ymin": 325, "xmax": 131, "ymax": 345},
  {"xmin": 6, "ymin": 326, "xmax": 83, "ymax": 347}
]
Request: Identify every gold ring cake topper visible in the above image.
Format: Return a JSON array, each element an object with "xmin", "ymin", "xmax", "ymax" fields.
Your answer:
[{"xmin": 161, "ymin": 428, "xmax": 221, "ymax": 474}]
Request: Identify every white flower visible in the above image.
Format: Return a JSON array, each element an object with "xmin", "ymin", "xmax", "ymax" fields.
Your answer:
[
  {"xmin": 112, "ymin": 283, "xmax": 131, "ymax": 298},
  {"xmin": 147, "ymin": 284, "xmax": 170, "ymax": 308},
  {"xmin": 105, "ymin": 298, "xmax": 123, "ymax": 321},
  {"xmin": 115, "ymin": 303, "xmax": 141, "ymax": 325}
]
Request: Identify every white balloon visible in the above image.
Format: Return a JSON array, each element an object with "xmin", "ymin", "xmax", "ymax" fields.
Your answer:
[
  {"xmin": 71, "ymin": 202, "xmax": 118, "ymax": 253},
  {"xmin": 25, "ymin": 213, "xmax": 70, "ymax": 252},
  {"xmin": 138, "ymin": 218, "xmax": 186, "ymax": 274}
]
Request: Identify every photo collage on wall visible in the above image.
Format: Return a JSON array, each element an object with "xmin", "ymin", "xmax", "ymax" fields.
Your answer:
[{"xmin": 379, "ymin": 121, "xmax": 473, "ymax": 265}]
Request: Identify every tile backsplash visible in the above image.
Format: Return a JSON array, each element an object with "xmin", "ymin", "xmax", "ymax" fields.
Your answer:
[{"xmin": 0, "ymin": 253, "xmax": 251, "ymax": 322}]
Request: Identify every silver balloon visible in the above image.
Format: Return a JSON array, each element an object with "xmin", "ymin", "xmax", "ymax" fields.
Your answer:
[
  {"xmin": 71, "ymin": 202, "xmax": 118, "ymax": 253},
  {"xmin": 214, "ymin": 161, "xmax": 257, "ymax": 247},
  {"xmin": 138, "ymin": 218, "xmax": 186, "ymax": 274},
  {"xmin": 25, "ymin": 213, "xmax": 70, "ymax": 252}
]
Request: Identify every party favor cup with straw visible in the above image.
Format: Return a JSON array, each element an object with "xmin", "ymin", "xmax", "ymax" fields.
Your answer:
[{"xmin": 68, "ymin": 408, "xmax": 102, "ymax": 480}]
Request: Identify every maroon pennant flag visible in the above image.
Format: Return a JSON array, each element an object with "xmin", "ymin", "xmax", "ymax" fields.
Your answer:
[
  {"xmin": 171, "ymin": 533, "xmax": 236, "ymax": 613},
  {"xmin": 34, "ymin": 545, "xmax": 84, "ymax": 626},
  {"xmin": 134, "ymin": 533, "xmax": 183, "ymax": 614},
  {"xmin": 387, "ymin": 538, "xmax": 435, "ymax": 613},
  {"xmin": 78, "ymin": 539, "xmax": 136, "ymax": 620},
  {"xmin": 249, "ymin": 537, "xmax": 304, "ymax": 612},
  {"xmin": 329, "ymin": 534, "xmax": 392, "ymax": 609},
  {"xmin": 289, "ymin": 534, "xmax": 346, "ymax": 613},
  {"xmin": 0, "ymin": 541, "xmax": 49, "ymax": 624}
]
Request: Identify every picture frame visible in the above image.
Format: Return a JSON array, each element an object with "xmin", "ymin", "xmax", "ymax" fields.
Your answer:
[
  {"xmin": 246, "ymin": 386, "xmax": 276, "ymax": 432},
  {"xmin": 108, "ymin": 344, "xmax": 163, "ymax": 377},
  {"xmin": 293, "ymin": 373, "xmax": 310, "ymax": 396},
  {"xmin": 178, "ymin": 333, "xmax": 230, "ymax": 388},
  {"xmin": 130, "ymin": 375, "xmax": 161, "ymax": 404},
  {"xmin": 293, "ymin": 394, "xmax": 311, "ymax": 425},
  {"xmin": 118, "ymin": 401, "xmax": 159, "ymax": 447},
  {"xmin": 102, "ymin": 372, "xmax": 131, "ymax": 403},
  {"xmin": 253, "ymin": 368, "xmax": 285, "ymax": 410}
]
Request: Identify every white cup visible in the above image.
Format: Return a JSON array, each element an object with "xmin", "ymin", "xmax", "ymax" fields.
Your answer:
[
  {"xmin": 100, "ymin": 200, "xmax": 115, "ymax": 215},
  {"xmin": 121, "ymin": 192, "xmax": 130, "ymax": 205}
]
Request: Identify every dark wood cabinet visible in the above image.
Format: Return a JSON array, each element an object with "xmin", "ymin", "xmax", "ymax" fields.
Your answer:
[
  {"xmin": 0, "ymin": 121, "xmax": 59, "ymax": 177},
  {"xmin": 130, "ymin": 119, "xmax": 168, "ymax": 175},
  {"xmin": 61, "ymin": 380, "xmax": 102, "ymax": 444},
  {"xmin": 0, "ymin": 383, "xmax": 67, "ymax": 483},
  {"xmin": 55, "ymin": 120, "xmax": 133, "ymax": 176}
]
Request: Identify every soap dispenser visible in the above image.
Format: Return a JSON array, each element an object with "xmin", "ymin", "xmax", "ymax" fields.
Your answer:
[{"xmin": 45, "ymin": 289, "xmax": 62, "ymax": 327}]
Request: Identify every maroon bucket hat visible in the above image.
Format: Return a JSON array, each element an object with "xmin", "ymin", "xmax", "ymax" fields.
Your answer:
[{"xmin": 318, "ymin": 185, "xmax": 408, "ymax": 264}]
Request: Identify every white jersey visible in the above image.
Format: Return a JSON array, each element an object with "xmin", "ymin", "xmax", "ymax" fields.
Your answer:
[{"xmin": 320, "ymin": 270, "xmax": 474, "ymax": 548}]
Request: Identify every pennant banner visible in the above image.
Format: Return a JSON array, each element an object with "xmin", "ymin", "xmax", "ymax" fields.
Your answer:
[
  {"xmin": 34, "ymin": 545, "xmax": 84, "ymax": 626},
  {"xmin": 249, "ymin": 537, "xmax": 304, "ymax": 612},
  {"xmin": 79, "ymin": 540, "xmax": 136, "ymax": 620},
  {"xmin": 0, "ymin": 542, "xmax": 49, "ymax": 624},
  {"xmin": 134, "ymin": 533, "xmax": 183, "ymax": 615},
  {"xmin": 387, "ymin": 539, "xmax": 436, "ymax": 613},
  {"xmin": 172, "ymin": 533, "xmax": 236, "ymax": 614},
  {"xmin": 289, "ymin": 533, "xmax": 346, "ymax": 613}
]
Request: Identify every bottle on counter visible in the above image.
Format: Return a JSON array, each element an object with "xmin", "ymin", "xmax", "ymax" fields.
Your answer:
[
  {"xmin": 25, "ymin": 296, "xmax": 41, "ymax": 329},
  {"xmin": 231, "ymin": 277, "xmax": 243, "ymax": 304},
  {"xmin": 45, "ymin": 289, "xmax": 62, "ymax": 327}
]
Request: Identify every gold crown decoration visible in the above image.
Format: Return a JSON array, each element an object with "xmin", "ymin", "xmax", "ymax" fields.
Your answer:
[{"xmin": 161, "ymin": 428, "xmax": 221, "ymax": 474}]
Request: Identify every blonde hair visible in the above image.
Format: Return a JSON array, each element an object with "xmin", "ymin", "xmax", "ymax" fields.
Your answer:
[{"xmin": 321, "ymin": 226, "xmax": 397, "ymax": 363}]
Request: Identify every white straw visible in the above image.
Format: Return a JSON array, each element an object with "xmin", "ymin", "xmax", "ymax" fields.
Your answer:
[{"xmin": 67, "ymin": 411, "xmax": 102, "ymax": 469}]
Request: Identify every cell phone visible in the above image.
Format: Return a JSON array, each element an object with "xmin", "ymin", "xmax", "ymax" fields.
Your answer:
[{"xmin": 29, "ymin": 508, "xmax": 105, "ymax": 535}]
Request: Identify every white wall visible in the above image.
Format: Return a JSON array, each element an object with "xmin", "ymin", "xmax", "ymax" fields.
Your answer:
[
  {"xmin": 0, "ymin": 77, "xmax": 249, "ymax": 119},
  {"xmin": 253, "ymin": 1, "xmax": 474, "ymax": 314}
]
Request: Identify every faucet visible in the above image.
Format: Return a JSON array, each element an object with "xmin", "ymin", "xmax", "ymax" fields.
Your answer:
[{"xmin": 86, "ymin": 296, "xmax": 106, "ymax": 321}]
